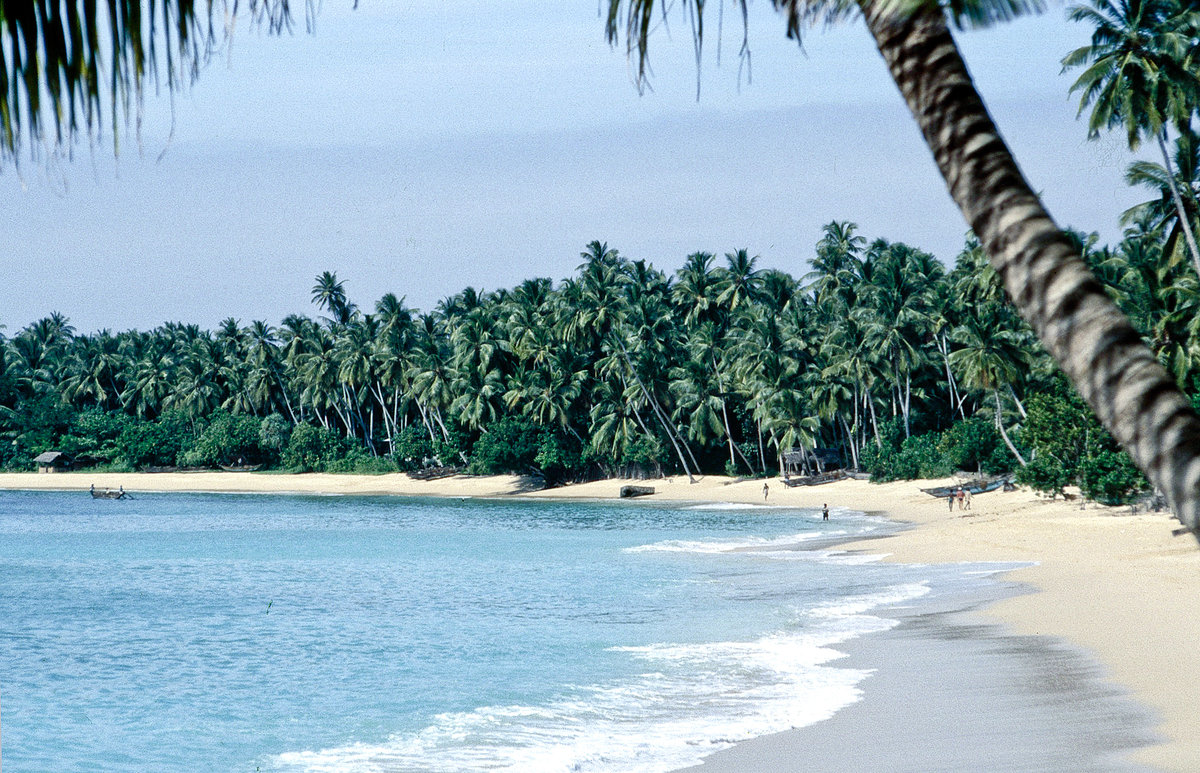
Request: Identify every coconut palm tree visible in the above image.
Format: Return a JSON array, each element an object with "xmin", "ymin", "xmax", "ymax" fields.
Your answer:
[
  {"xmin": 608, "ymin": 0, "xmax": 1200, "ymax": 533},
  {"xmin": 1123, "ymin": 128, "xmax": 1200, "ymax": 273},
  {"xmin": 1063, "ymin": 0, "xmax": 1200, "ymax": 276}
]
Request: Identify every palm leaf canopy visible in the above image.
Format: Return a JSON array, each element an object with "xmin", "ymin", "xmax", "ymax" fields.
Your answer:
[
  {"xmin": 606, "ymin": 0, "xmax": 1046, "ymax": 89},
  {"xmin": 0, "ymin": 0, "xmax": 295, "ymax": 165}
]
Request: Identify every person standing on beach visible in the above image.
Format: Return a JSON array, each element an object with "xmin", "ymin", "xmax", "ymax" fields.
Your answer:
[
  {"xmin": 964, "ymin": 489, "xmax": 972, "ymax": 510},
  {"xmin": 763, "ymin": 482, "xmax": 769, "ymax": 501},
  {"xmin": 957, "ymin": 488, "xmax": 965, "ymax": 510},
  {"xmin": 949, "ymin": 494, "xmax": 955, "ymax": 512},
  {"xmin": 822, "ymin": 504, "xmax": 829, "ymax": 521}
]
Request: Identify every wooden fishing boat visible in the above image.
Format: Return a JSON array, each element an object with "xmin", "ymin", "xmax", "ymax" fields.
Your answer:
[
  {"xmin": 219, "ymin": 464, "xmax": 262, "ymax": 472},
  {"xmin": 409, "ymin": 466, "xmax": 460, "ymax": 481},
  {"xmin": 619, "ymin": 485, "xmax": 655, "ymax": 498},
  {"xmin": 921, "ymin": 475, "xmax": 1012, "ymax": 498},
  {"xmin": 783, "ymin": 470, "xmax": 848, "ymax": 487},
  {"xmin": 90, "ymin": 485, "xmax": 129, "ymax": 500}
]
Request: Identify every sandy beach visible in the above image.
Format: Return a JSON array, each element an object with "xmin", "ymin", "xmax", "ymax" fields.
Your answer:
[{"xmin": 3, "ymin": 470, "xmax": 1197, "ymax": 769}]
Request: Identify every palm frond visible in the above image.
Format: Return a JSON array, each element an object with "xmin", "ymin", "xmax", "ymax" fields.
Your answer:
[{"xmin": 0, "ymin": 0, "xmax": 297, "ymax": 166}]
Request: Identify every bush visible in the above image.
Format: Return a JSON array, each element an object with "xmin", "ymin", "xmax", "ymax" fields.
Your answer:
[
  {"xmin": 862, "ymin": 427, "xmax": 952, "ymax": 482},
  {"xmin": 258, "ymin": 414, "xmax": 292, "ymax": 464},
  {"xmin": 469, "ymin": 416, "xmax": 543, "ymax": 475},
  {"xmin": 1016, "ymin": 375, "xmax": 1147, "ymax": 504},
  {"xmin": 391, "ymin": 425, "xmax": 437, "ymax": 471},
  {"xmin": 115, "ymin": 411, "xmax": 193, "ymax": 468},
  {"xmin": 58, "ymin": 409, "xmax": 132, "ymax": 465},
  {"xmin": 181, "ymin": 412, "xmax": 264, "ymax": 467},
  {"xmin": 282, "ymin": 423, "xmax": 355, "ymax": 472},
  {"xmin": 937, "ymin": 417, "xmax": 1012, "ymax": 474}
]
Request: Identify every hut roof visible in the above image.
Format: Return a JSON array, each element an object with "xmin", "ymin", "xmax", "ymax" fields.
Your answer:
[{"xmin": 34, "ymin": 451, "xmax": 67, "ymax": 464}]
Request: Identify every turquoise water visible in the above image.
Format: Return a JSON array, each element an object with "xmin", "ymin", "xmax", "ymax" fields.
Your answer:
[{"xmin": 1, "ymin": 490, "xmax": 977, "ymax": 772}]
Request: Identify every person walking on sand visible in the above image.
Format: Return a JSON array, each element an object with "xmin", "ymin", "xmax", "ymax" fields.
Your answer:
[
  {"xmin": 763, "ymin": 482, "xmax": 770, "ymax": 501},
  {"xmin": 964, "ymin": 489, "xmax": 972, "ymax": 510},
  {"xmin": 822, "ymin": 503, "xmax": 829, "ymax": 521},
  {"xmin": 957, "ymin": 487, "xmax": 965, "ymax": 511},
  {"xmin": 948, "ymin": 493, "xmax": 955, "ymax": 512}
]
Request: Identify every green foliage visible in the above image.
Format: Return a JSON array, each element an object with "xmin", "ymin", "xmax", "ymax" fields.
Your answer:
[
  {"xmin": 936, "ymin": 416, "xmax": 1013, "ymax": 474},
  {"xmin": 391, "ymin": 425, "xmax": 437, "ymax": 472},
  {"xmin": 57, "ymin": 409, "xmax": 132, "ymax": 465},
  {"xmin": 1016, "ymin": 377, "xmax": 1147, "ymax": 503},
  {"xmin": 116, "ymin": 411, "xmax": 193, "ymax": 468},
  {"xmin": 862, "ymin": 429, "xmax": 954, "ymax": 482},
  {"xmin": 259, "ymin": 414, "xmax": 292, "ymax": 460},
  {"xmin": 1, "ymin": 391, "xmax": 74, "ymax": 462},
  {"xmin": 469, "ymin": 417, "xmax": 544, "ymax": 475},
  {"xmin": 467, "ymin": 416, "xmax": 584, "ymax": 482},
  {"xmin": 1080, "ymin": 448, "xmax": 1146, "ymax": 505},
  {"xmin": 282, "ymin": 423, "xmax": 359, "ymax": 472},
  {"xmin": 180, "ymin": 412, "xmax": 264, "ymax": 468}
]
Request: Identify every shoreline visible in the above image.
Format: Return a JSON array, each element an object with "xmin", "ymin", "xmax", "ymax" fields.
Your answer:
[{"xmin": 3, "ymin": 470, "xmax": 1198, "ymax": 768}]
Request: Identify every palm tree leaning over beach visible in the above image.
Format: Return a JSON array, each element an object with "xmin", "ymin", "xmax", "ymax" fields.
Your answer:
[{"xmin": 605, "ymin": 0, "xmax": 1200, "ymax": 533}]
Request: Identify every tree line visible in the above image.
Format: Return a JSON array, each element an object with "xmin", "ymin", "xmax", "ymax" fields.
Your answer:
[
  {"xmin": 1, "ymin": 0, "xmax": 1198, "ymax": 510},
  {"xmin": 3, "ymin": 210, "xmax": 1190, "ymax": 503}
]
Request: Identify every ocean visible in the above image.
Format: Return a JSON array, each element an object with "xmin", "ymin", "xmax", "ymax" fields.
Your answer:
[{"xmin": 1, "ymin": 490, "xmax": 1028, "ymax": 772}]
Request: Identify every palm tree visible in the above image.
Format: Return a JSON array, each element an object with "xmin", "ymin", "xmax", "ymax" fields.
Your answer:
[
  {"xmin": 1123, "ymin": 128, "xmax": 1200, "ymax": 273},
  {"xmin": 1063, "ymin": 0, "xmax": 1200, "ymax": 276},
  {"xmin": 311, "ymin": 271, "xmax": 357, "ymax": 326},
  {"xmin": 609, "ymin": 0, "xmax": 1200, "ymax": 534},
  {"xmin": 950, "ymin": 309, "xmax": 1032, "ymax": 466}
]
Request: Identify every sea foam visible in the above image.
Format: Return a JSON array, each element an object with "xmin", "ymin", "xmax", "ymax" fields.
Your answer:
[{"xmin": 274, "ymin": 580, "xmax": 928, "ymax": 773}]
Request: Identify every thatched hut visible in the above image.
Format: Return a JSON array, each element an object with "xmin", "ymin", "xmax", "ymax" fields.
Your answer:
[{"xmin": 34, "ymin": 451, "xmax": 70, "ymax": 473}]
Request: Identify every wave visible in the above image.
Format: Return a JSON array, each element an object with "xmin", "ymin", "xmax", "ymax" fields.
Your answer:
[
  {"xmin": 623, "ymin": 530, "xmax": 829, "ymax": 554},
  {"xmin": 273, "ymin": 581, "xmax": 927, "ymax": 773},
  {"xmin": 275, "ymin": 635, "xmax": 867, "ymax": 773},
  {"xmin": 681, "ymin": 502, "xmax": 794, "ymax": 511}
]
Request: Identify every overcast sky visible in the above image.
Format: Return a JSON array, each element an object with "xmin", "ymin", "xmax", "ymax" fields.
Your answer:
[{"xmin": 2, "ymin": 1, "xmax": 1145, "ymax": 334}]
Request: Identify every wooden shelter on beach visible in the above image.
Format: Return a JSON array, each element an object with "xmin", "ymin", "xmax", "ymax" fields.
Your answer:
[{"xmin": 33, "ymin": 451, "xmax": 70, "ymax": 473}]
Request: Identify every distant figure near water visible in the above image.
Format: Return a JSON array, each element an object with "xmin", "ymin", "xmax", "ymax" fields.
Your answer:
[
  {"xmin": 763, "ymin": 483, "xmax": 769, "ymax": 501},
  {"xmin": 822, "ymin": 504, "xmax": 829, "ymax": 521}
]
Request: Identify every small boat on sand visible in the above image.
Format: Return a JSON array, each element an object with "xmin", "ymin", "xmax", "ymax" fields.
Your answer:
[{"xmin": 920, "ymin": 475, "xmax": 1012, "ymax": 498}]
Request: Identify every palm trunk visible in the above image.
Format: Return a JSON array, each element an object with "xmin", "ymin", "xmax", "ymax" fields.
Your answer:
[
  {"xmin": 1157, "ymin": 130, "xmax": 1200, "ymax": 279},
  {"xmin": 840, "ymin": 413, "xmax": 859, "ymax": 470},
  {"xmin": 756, "ymin": 419, "xmax": 767, "ymax": 471},
  {"xmin": 994, "ymin": 389, "xmax": 1027, "ymax": 467},
  {"xmin": 1007, "ymin": 383, "xmax": 1027, "ymax": 420},
  {"xmin": 866, "ymin": 390, "xmax": 881, "ymax": 448},
  {"xmin": 861, "ymin": 0, "xmax": 1200, "ymax": 534},
  {"xmin": 713, "ymin": 353, "xmax": 737, "ymax": 468},
  {"xmin": 938, "ymin": 333, "xmax": 966, "ymax": 421}
]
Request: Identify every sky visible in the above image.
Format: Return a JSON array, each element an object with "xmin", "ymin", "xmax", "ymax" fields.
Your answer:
[{"xmin": 1, "ymin": 1, "xmax": 1148, "ymax": 334}]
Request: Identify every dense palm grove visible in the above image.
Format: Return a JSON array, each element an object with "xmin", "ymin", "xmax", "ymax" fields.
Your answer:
[
  {"xmin": 2, "ymin": 0, "xmax": 1198, "ymax": 506},
  {"xmin": 0, "ymin": 215, "xmax": 1185, "ymax": 503}
]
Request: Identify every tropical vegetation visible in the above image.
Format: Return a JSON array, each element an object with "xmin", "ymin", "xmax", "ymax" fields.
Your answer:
[
  {"xmin": 2, "ymin": 0, "xmax": 1199, "ymax": 517},
  {"xmin": 3, "ymin": 208, "xmax": 1194, "ymax": 504}
]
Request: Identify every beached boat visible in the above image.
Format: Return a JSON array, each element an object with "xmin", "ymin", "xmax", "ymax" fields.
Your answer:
[
  {"xmin": 921, "ymin": 475, "xmax": 1012, "ymax": 498},
  {"xmin": 219, "ymin": 464, "xmax": 262, "ymax": 472},
  {"xmin": 619, "ymin": 485, "xmax": 655, "ymax": 498},
  {"xmin": 409, "ymin": 466, "xmax": 461, "ymax": 481},
  {"xmin": 783, "ymin": 470, "xmax": 848, "ymax": 487}
]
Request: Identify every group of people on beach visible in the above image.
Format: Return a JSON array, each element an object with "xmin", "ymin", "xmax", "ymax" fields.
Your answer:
[{"xmin": 949, "ymin": 487, "xmax": 972, "ymax": 511}]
